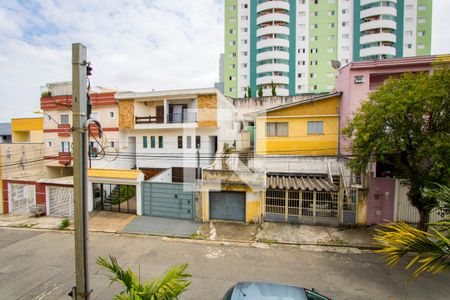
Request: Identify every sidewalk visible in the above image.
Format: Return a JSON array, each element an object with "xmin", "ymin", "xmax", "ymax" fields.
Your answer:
[{"xmin": 0, "ymin": 214, "xmax": 377, "ymax": 249}]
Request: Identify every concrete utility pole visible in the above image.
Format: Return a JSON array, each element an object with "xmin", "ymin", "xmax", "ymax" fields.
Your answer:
[{"xmin": 71, "ymin": 43, "xmax": 91, "ymax": 300}]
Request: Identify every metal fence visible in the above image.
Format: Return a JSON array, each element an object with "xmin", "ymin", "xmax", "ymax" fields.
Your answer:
[{"xmin": 265, "ymin": 189, "xmax": 339, "ymax": 225}]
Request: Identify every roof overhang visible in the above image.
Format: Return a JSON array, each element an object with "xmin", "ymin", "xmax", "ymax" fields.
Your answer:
[{"xmin": 116, "ymin": 87, "xmax": 217, "ymax": 101}]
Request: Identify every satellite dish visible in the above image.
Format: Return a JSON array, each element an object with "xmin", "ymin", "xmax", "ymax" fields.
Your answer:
[{"xmin": 331, "ymin": 60, "xmax": 341, "ymax": 70}]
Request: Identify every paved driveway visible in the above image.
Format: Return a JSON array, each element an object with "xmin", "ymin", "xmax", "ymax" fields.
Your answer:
[{"xmin": 121, "ymin": 215, "xmax": 200, "ymax": 237}]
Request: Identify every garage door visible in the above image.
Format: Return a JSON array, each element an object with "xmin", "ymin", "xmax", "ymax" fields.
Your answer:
[
  {"xmin": 209, "ymin": 192, "xmax": 245, "ymax": 222},
  {"xmin": 9, "ymin": 183, "xmax": 36, "ymax": 214},
  {"xmin": 142, "ymin": 182, "xmax": 194, "ymax": 220},
  {"xmin": 47, "ymin": 186, "xmax": 74, "ymax": 217}
]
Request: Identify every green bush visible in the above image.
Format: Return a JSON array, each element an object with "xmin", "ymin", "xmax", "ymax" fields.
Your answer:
[{"xmin": 59, "ymin": 218, "xmax": 70, "ymax": 230}]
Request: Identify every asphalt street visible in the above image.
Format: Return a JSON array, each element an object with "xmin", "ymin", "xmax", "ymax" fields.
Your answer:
[{"xmin": 0, "ymin": 228, "xmax": 448, "ymax": 299}]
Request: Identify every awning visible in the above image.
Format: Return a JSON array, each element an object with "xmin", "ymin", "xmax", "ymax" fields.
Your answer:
[
  {"xmin": 88, "ymin": 168, "xmax": 143, "ymax": 180},
  {"xmin": 266, "ymin": 174, "xmax": 337, "ymax": 192}
]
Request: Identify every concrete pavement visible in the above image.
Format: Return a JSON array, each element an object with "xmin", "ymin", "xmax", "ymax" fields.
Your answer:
[{"xmin": 0, "ymin": 228, "xmax": 449, "ymax": 300}]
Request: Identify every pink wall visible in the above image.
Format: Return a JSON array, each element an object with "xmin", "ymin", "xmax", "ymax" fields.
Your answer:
[
  {"xmin": 335, "ymin": 56, "xmax": 435, "ymax": 155},
  {"xmin": 366, "ymin": 176, "xmax": 396, "ymax": 225}
]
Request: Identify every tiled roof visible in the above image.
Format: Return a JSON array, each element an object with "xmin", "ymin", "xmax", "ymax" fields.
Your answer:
[
  {"xmin": 266, "ymin": 174, "xmax": 337, "ymax": 192},
  {"xmin": 88, "ymin": 168, "xmax": 143, "ymax": 180}
]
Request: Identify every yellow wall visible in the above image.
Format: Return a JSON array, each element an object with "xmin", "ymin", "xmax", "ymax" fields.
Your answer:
[
  {"xmin": 11, "ymin": 117, "xmax": 43, "ymax": 143},
  {"xmin": 201, "ymin": 184, "xmax": 263, "ymax": 223},
  {"xmin": 256, "ymin": 96, "xmax": 340, "ymax": 156}
]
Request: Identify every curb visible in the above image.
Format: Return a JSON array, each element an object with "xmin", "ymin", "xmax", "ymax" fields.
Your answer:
[{"xmin": 0, "ymin": 224, "xmax": 381, "ymax": 251}]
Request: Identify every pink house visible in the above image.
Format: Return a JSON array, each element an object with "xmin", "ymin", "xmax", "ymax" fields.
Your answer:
[{"xmin": 334, "ymin": 55, "xmax": 436, "ymax": 225}]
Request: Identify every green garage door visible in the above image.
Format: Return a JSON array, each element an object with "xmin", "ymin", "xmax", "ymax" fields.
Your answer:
[
  {"xmin": 142, "ymin": 182, "xmax": 194, "ymax": 220},
  {"xmin": 209, "ymin": 191, "xmax": 245, "ymax": 222}
]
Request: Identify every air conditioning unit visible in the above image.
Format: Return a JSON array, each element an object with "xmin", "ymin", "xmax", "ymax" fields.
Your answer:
[{"xmin": 354, "ymin": 76, "xmax": 364, "ymax": 84}]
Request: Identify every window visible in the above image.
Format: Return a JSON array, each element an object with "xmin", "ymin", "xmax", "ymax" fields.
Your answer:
[
  {"xmin": 47, "ymin": 141, "xmax": 52, "ymax": 148},
  {"xmin": 230, "ymin": 64, "xmax": 236, "ymax": 69},
  {"xmin": 241, "ymin": 51, "xmax": 248, "ymax": 56},
  {"xmin": 46, "ymin": 114, "xmax": 51, "ymax": 121},
  {"xmin": 418, "ymin": 31, "xmax": 426, "ymax": 37},
  {"xmin": 311, "ymin": 24, "xmax": 319, "ymax": 29},
  {"xmin": 341, "ymin": 9, "xmax": 348, "ymax": 14},
  {"xmin": 310, "ymin": 60, "xmax": 318, "ymax": 66},
  {"xmin": 310, "ymin": 73, "xmax": 317, "ymax": 78},
  {"xmin": 418, "ymin": 5, "xmax": 426, "ymax": 11},
  {"xmin": 150, "ymin": 136, "xmax": 156, "ymax": 148},
  {"xmin": 342, "ymin": 33, "xmax": 349, "ymax": 39},
  {"xmin": 311, "ymin": 11, "xmax": 318, "ymax": 17},
  {"xmin": 310, "ymin": 48, "xmax": 318, "ymax": 54},
  {"xmin": 311, "ymin": 0, "xmax": 318, "ymax": 4},
  {"xmin": 109, "ymin": 111, "xmax": 115, "ymax": 119},
  {"xmin": 328, "ymin": 10, "xmax": 335, "ymax": 16},
  {"xmin": 158, "ymin": 136, "xmax": 163, "ymax": 148},
  {"xmin": 110, "ymin": 140, "xmax": 115, "ymax": 148},
  {"xmin": 229, "ymin": 41, "xmax": 236, "ymax": 46},
  {"xmin": 241, "ymin": 4, "xmax": 248, "ymax": 9},
  {"xmin": 418, "ymin": 44, "xmax": 425, "ymax": 49},
  {"xmin": 143, "ymin": 136, "xmax": 148, "ymax": 148},
  {"xmin": 310, "ymin": 36, "xmax": 318, "ymax": 41},
  {"xmin": 266, "ymin": 122, "xmax": 288, "ymax": 137},
  {"xmin": 299, "ymin": 36, "xmax": 306, "ymax": 41},
  {"xmin": 229, "ymin": 5, "xmax": 236, "ymax": 10},
  {"xmin": 195, "ymin": 136, "xmax": 201, "ymax": 149},
  {"xmin": 327, "ymin": 47, "xmax": 335, "ymax": 53},
  {"xmin": 61, "ymin": 141, "xmax": 70, "ymax": 153},
  {"xmin": 90, "ymin": 112, "xmax": 99, "ymax": 121},
  {"xmin": 177, "ymin": 136, "xmax": 183, "ymax": 149},
  {"xmin": 405, "ymin": 31, "xmax": 413, "ymax": 36},
  {"xmin": 229, "ymin": 29, "xmax": 236, "ymax": 34},
  {"xmin": 60, "ymin": 114, "xmax": 69, "ymax": 124},
  {"xmin": 405, "ymin": 18, "xmax": 413, "ymax": 23},
  {"xmin": 242, "ymin": 27, "xmax": 248, "ymax": 32},
  {"xmin": 307, "ymin": 121, "xmax": 324, "ymax": 134},
  {"xmin": 229, "ymin": 17, "xmax": 236, "ymax": 23},
  {"xmin": 186, "ymin": 136, "xmax": 192, "ymax": 149},
  {"xmin": 298, "ymin": 60, "xmax": 306, "ymax": 65},
  {"xmin": 418, "ymin": 18, "xmax": 426, "ymax": 24},
  {"xmin": 229, "ymin": 52, "xmax": 236, "ymax": 58},
  {"xmin": 328, "ymin": 23, "xmax": 335, "ymax": 28},
  {"xmin": 406, "ymin": 4, "xmax": 413, "ymax": 10},
  {"xmin": 299, "ymin": 11, "xmax": 306, "ymax": 17},
  {"xmin": 298, "ymin": 48, "xmax": 306, "ymax": 53},
  {"xmin": 313, "ymin": 85, "xmax": 318, "ymax": 90},
  {"xmin": 342, "ymin": 46, "xmax": 349, "ymax": 51},
  {"xmin": 354, "ymin": 75, "xmax": 364, "ymax": 84},
  {"xmin": 241, "ymin": 39, "xmax": 248, "ymax": 44},
  {"xmin": 327, "ymin": 35, "xmax": 335, "ymax": 41},
  {"xmin": 342, "ymin": 21, "xmax": 348, "ymax": 27},
  {"xmin": 241, "ymin": 16, "xmax": 248, "ymax": 21}
]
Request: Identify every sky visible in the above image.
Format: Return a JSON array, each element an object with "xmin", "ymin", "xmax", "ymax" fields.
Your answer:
[{"xmin": 0, "ymin": 0, "xmax": 449, "ymax": 122}]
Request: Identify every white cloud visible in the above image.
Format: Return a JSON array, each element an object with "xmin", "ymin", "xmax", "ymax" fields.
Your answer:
[{"xmin": 0, "ymin": 0, "xmax": 224, "ymax": 121}]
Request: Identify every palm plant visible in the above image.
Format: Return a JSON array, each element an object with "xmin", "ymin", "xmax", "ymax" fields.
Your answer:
[
  {"xmin": 96, "ymin": 256, "xmax": 191, "ymax": 300},
  {"xmin": 374, "ymin": 184, "xmax": 450, "ymax": 278}
]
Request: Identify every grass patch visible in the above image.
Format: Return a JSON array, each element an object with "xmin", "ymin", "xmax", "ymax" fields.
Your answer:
[
  {"xmin": 190, "ymin": 233, "xmax": 207, "ymax": 240},
  {"xmin": 10, "ymin": 223, "xmax": 36, "ymax": 228},
  {"xmin": 58, "ymin": 218, "xmax": 70, "ymax": 230},
  {"xmin": 320, "ymin": 238, "xmax": 347, "ymax": 245},
  {"xmin": 258, "ymin": 239, "xmax": 277, "ymax": 245}
]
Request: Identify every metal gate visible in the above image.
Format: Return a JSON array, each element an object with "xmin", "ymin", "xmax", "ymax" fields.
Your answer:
[
  {"xmin": 395, "ymin": 180, "xmax": 444, "ymax": 223},
  {"xmin": 142, "ymin": 182, "xmax": 194, "ymax": 220},
  {"xmin": 47, "ymin": 186, "xmax": 74, "ymax": 217},
  {"xmin": 265, "ymin": 189, "xmax": 339, "ymax": 225},
  {"xmin": 209, "ymin": 191, "xmax": 246, "ymax": 222},
  {"xmin": 9, "ymin": 183, "xmax": 36, "ymax": 214}
]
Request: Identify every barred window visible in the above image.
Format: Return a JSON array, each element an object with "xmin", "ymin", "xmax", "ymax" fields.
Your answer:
[
  {"xmin": 307, "ymin": 121, "xmax": 324, "ymax": 134},
  {"xmin": 266, "ymin": 122, "xmax": 288, "ymax": 137}
]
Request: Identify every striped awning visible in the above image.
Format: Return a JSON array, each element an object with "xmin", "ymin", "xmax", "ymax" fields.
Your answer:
[{"xmin": 266, "ymin": 174, "xmax": 337, "ymax": 192}]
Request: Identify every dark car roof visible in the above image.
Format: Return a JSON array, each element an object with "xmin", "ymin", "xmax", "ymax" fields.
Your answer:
[{"xmin": 230, "ymin": 282, "xmax": 308, "ymax": 300}]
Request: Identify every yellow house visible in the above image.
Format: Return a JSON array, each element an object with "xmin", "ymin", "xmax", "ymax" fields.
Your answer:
[
  {"xmin": 255, "ymin": 93, "xmax": 341, "ymax": 156},
  {"xmin": 11, "ymin": 117, "xmax": 43, "ymax": 143}
]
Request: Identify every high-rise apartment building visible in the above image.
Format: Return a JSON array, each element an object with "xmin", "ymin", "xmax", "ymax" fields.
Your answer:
[{"xmin": 224, "ymin": 0, "xmax": 432, "ymax": 97}]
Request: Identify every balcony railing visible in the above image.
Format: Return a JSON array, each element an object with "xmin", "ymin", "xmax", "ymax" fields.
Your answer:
[
  {"xmin": 135, "ymin": 116, "xmax": 164, "ymax": 124},
  {"xmin": 167, "ymin": 112, "xmax": 197, "ymax": 124}
]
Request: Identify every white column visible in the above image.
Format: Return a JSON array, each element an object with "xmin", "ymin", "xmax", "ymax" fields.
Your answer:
[{"xmin": 136, "ymin": 183, "xmax": 142, "ymax": 215}]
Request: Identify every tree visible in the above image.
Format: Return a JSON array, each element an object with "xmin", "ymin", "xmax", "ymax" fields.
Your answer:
[
  {"xmin": 97, "ymin": 256, "xmax": 191, "ymax": 299},
  {"xmin": 258, "ymin": 85, "xmax": 263, "ymax": 97},
  {"xmin": 343, "ymin": 65, "xmax": 450, "ymax": 231},
  {"xmin": 271, "ymin": 81, "xmax": 277, "ymax": 96},
  {"xmin": 374, "ymin": 184, "xmax": 450, "ymax": 278},
  {"xmin": 247, "ymin": 85, "xmax": 251, "ymax": 98}
]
